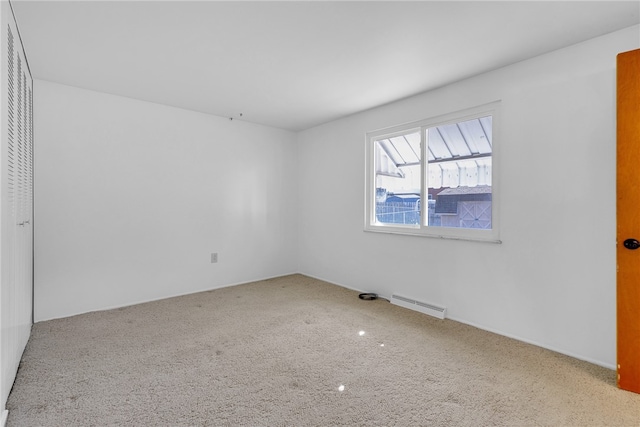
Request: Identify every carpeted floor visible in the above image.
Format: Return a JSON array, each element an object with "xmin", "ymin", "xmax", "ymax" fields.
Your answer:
[{"xmin": 6, "ymin": 274, "xmax": 640, "ymax": 426}]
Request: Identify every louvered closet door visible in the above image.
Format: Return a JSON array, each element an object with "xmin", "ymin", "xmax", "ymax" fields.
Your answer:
[
  {"xmin": 12, "ymin": 21, "xmax": 34, "ymax": 325},
  {"xmin": 1, "ymin": 0, "xmax": 33, "ymax": 409}
]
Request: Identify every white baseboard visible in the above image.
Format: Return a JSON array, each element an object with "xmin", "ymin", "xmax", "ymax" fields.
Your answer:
[
  {"xmin": 298, "ymin": 272, "xmax": 616, "ymax": 370},
  {"xmin": 445, "ymin": 314, "xmax": 616, "ymax": 370},
  {"xmin": 1, "ymin": 409, "xmax": 8, "ymax": 427}
]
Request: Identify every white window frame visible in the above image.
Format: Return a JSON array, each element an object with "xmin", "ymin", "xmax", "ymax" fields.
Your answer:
[{"xmin": 364, "ymin": 101, "xmax": 501, "ymax": 243}]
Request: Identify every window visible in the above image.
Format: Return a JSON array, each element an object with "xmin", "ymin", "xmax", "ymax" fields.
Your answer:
[{"xmin": 365, "ymin": 102, "xmax": 500, "ymax": 242}]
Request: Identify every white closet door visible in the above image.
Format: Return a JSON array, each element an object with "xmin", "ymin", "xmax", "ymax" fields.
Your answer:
[{"xmin": 1, "ymin": 0, "xmax": 33, "ymax": 412}]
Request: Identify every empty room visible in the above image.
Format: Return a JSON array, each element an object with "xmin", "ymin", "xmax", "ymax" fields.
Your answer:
[{"xmin": 1, "ymin": 0, "xmax": 640, "ymax": 425}]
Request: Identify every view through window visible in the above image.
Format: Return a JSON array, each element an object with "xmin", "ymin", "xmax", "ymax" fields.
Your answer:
[{"xmin": 366, "ymin": 103, "xmax": 499, "ymax": 241}]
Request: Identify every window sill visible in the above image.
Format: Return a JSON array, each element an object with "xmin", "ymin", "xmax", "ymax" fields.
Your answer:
[{"xmin": 364, "ymin": 225, "xmax": 502, "ymax": 244}]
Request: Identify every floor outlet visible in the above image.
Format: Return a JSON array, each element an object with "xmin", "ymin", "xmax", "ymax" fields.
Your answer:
[{"xmin": 211, "ymin": 253, "xmax": 218, "ymax": 263}]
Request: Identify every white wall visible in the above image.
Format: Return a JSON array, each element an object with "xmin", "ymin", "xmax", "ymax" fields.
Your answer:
[
  {"xmin": 297, "ymin": 25, "xmax": 640, "ymax": 369},
  {"xmin": 33, "ymin": 25, "xmax": 640, "ymax": 368},
  {"xmin": 34, "ymin": 80, "xmax": 298, "ymax": 321}
]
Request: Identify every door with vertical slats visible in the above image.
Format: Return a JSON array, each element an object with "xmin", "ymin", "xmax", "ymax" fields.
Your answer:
[{"xmin": 0, "ymin": 0, "xmax": 33, "ymax": 410}]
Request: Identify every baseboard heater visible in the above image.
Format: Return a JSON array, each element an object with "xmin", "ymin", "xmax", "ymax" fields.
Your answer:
[{"xmin": 390, "ymin": 294, "xmax": 446, "ymax": 319}]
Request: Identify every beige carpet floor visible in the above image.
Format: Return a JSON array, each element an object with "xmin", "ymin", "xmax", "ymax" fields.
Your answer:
[{"xmin": 6, "ymin": 274, "xmax": 640, "ymax": 426}]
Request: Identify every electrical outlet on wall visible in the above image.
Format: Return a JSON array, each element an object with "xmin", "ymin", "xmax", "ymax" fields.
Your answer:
[{"xmin": 211, "ymin": 253, "xmax": 218, "ymax": 263}]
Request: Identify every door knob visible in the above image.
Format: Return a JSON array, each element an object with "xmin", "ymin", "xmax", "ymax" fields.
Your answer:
[{"xmin": 623, "ymin": 238, "xmax": 640, "ymax": 250}]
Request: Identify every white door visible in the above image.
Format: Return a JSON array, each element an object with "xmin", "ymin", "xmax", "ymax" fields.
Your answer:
[
  {"xmin": 0, "ymin": 0, "xmax": 34, "ymax": 412},
  {"xmin": 458, "ymin": 201, "xmax": 491, "ymax": 229}
]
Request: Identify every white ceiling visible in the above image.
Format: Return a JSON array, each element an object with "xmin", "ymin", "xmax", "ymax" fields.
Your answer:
[{"xmin": 10, "ymin": 1, "xmax": 640, "ymax": 131}]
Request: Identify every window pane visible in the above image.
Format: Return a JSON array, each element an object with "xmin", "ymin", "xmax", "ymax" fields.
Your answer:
[
  {"xmin": 366, "ymin": 103, "xmax": 499, "ymax": 241},
  {"xmin": 427, "ymin": 116, "xmax": 492, "ymax": 229},
  {"xmin": 374, "ymin": 131, "xmax": 421, "ymax": 226}
]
